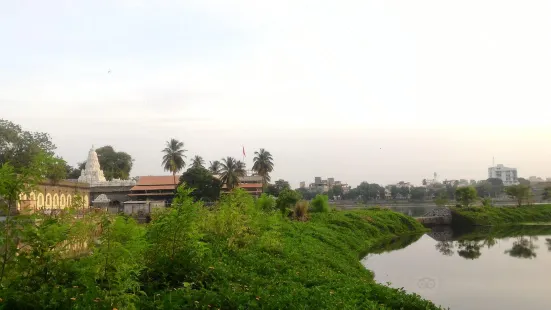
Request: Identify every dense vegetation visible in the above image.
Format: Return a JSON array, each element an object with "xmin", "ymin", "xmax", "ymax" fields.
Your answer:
[
  {"xmin": 0, "ymin": 185, "xmax": 440, "ymax": 309},
  {"xmin": 452, "ymin": 205, "xmax": 551, "ymax": 226}
]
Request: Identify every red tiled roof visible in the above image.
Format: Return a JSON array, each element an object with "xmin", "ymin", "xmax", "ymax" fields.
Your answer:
[
  {"xmin": 130, "ymin": 185, "xmax": 176, "ymax": 191},
  {"xmin": 128, "ymin": 192, "xmax": 175, "ymax": 196},
  {"xmin": 131, "ymin": 175, "xmax": 178, "ymax": 191},
  {"xmin": 136, "ymin": 176, "xmax": 178, "ymax": 186},
  {"xmin": 221, "ymin": 183, "xmax": 263, "ymax": 189}
]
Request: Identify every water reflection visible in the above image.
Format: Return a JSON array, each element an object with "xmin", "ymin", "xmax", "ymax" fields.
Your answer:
[
  {"xmin": 363, "ymin": 225, "xmax": 551, "ymax": 310},
  {"xmin": 429, "ymin": 225, "xmax": 551, "ymax": 260}
]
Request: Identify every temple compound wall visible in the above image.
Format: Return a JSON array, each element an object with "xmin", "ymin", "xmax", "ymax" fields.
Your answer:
[{"xmin": 17, "ymin": 180, "xmax": 90, "ymax": 213}]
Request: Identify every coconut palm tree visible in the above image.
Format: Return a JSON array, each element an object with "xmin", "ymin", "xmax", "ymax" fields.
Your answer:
[
  {"xmin": 252, "ymin": 148, "xmax": 274, "ymax": 189},
  {"xmin": 220, "ymin": 157, "xmax": 246, "ymax": 190},
  {"xmin": 209, "ymin": 160, "xmax": 221, "ymax": 174},
  {"xmin": 191, "ymin": 155, "xmax": 205, "ymax": 168},
  {"xmin": 162, "ymin": 139, "xmax": 187, "ymax": 184}
]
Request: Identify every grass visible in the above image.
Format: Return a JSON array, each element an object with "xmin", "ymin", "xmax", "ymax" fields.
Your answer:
[
  {"xmin": 1, "ymin": 189, "xmax": 442, "ymax": 309},
  {"xmin": 146, "ymin": 207, "xmax": 440, "ymax": 309},
  {"xmin": 452, "ymin": 204, "xmax": 551, "ymax": 226}
]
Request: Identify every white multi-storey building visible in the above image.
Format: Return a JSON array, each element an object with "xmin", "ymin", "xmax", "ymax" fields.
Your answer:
[{"xmin": 488, "ymin": 164, "xmax": 518, "ymax": 186}]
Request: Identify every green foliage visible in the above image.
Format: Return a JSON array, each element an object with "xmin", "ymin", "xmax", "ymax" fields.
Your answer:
[
  {"xmin": 410, "ymin": 186, "xmax": 426, "ymax": 201},
  {"xmin": 252, "ymin": 148, "xmax": 274, "ymax": 187},
  {"xmin": 0, "ymin": 119, "xmax": 57, "ymax": 172},
  {"xmin": 481, "ymin": 197, "xmax": 492, "ymax": 207},
  {"xmin": 179, "ymin": 166, "xmax": 221, "ymax": 202},
  {"xmin": 219, "ymin": 156, "xmax": 246, "ymax": 190},
  {"xmin": 543, "ymin": 187, "xmax": 551, "ymax": 200},
  {"xmin": 93, "ymin": 145, "xmax": 133, "ymax": 180},
  {"xmin": 255, "ymin": 193, "xmax": 276, "ymax": 211},
  {"xmin": 504, "ymin": 184, "xmax": 531, "ymax": 207},
  {"xmin": 310, "ymin": 194, "xmax": 330, "ymax": 213},
  {"xmin": 455, "ymin": 186, "xmax": 478, "ymax": 207},
  {"xmin": 265, "ymin": 179, "xmax": 290, "ymax": 197},
  {"xmin": 0, "ymin": 172, "xmax": 440, "ymax": 309},
  {"xmin": 434, "ymin": 192, "xmax": 448, "ymax": 207},
  {"xmin": 77, "ymin": 215, "xmax": 147, "ymax": 308},
  {"xmin": 162, "ymin": 138, "xmax": 187, "ymax": 180},
  {"xmin": 190, "ymin": 155, "xmax": 205, "ymax": 168},
  {"xmin": 517, "ymin": 177, "xmax": 530, "ymax": 186},
  {"xmin": 208, "ymin": 160, "xmax": 221, "ymax": 174},
  {"xmin": 276, "ymin": 188, "xmax": 302, "ymax": 215},
  {"xmin": 452, "ymin": 204, "xmax": 551, "ymax": 226},
  {"xmin": 145, "ymin": 186, "xmax": 208, "ymax": 289}
]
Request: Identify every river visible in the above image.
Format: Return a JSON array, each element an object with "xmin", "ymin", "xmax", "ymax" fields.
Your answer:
[{"xmin": 362, "ymin": 225, "xmax": 551, "ymax": 310}]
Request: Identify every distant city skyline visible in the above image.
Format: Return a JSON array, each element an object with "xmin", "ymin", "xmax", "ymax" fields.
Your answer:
[{"xmin": 2, "ymin": 1, "xmax": 551, "ymax": 188}]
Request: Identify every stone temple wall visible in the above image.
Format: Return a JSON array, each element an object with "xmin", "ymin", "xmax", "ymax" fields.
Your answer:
[
  {"xmin": 90, "ymin": 185, "xmax": 133, "ymax": 207},
  {"xmin": 16, "ymin": 180, "xmax": 91, "ymax": 214}
]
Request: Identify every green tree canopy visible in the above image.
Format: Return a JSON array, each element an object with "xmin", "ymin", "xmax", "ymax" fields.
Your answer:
[
  {"xmin": 191, "ymin": 155, "xmax": 205, "ymax": 169},
  {"xmin": 0, "ymin": 119, "xmax": 67, "ymax": 180},
  {"xmin": 276, "ymin": 188, "xmax": 302, "ymax": 214},
  {"xmin": 95, "ymin": 146, "xmax": 133, "ymax": 180},
  {"xmin": 209, "ymin": 160, "xmax": 221, "ymax": 174},
  {"xmin": 252, "ymin": 148, "xmax": 274, "ymax": 188},
  {"xmin": 220, "ymin": 157, "xmax": 246, "ymax": 190},
  {"xmin": 455, "ymin": 186, "xmax": 478, "ymax": 207},
  {"xmin": 504, "ymin": 184, "xmax": 531, "ymax": 207},
  {"xmin": 162, "ymin": 139, "xmax": 187, "ymax": 184},
  {"xmin": 410, "ymin": 187, "xmax": 426, "ymax": 201},
  {"xmin": 179, "ymin": 166, "xmax": 221, "ymax": 202}
]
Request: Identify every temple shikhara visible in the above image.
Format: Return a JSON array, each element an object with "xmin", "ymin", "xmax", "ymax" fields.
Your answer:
[{"xmin": 78, "ymin": 146, "xmax": 136, "ymax": 187}]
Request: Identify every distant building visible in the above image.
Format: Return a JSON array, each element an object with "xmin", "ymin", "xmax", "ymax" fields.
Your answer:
[
  {"xmin": 306, "ymin": 177, "xmax": 350, "ymax": 194},
  {"xmin": 129, "ymin": 175, "xmax": 178, "ymax": 202},
  {"xmin": 299, "ymin": 181, "xmax": 306, "ymax": 188},
  {"xmin": 529, "ymin": 176, "xmax": 545, "ymax": 183},
  {"xmin": 221, "ymin": 175, "xmax": 263, "ymax": 197},
  {"xmin": 488, "ymin": 164, "xmax": 518, "ymax": 186}
]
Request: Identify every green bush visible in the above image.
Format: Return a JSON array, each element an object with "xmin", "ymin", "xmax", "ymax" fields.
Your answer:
[
  {"xmin": 276, "ymin": 188, "xmax": 302, "ymax": 215},
  {"xmin": 310, "ymin": 194, "xmax": 329, "ymax": 213},
  {"xmin": 0, "ymin": 183, "xmax": 440, "ymax": 309},
  {"xmin": 255, "ymin": 193, "xmax": 276, "ymax": 211}
]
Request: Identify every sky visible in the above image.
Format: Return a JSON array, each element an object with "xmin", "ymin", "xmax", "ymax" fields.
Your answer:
[{"xmin": 2, "ymin": 0, "xmax": 551, "ymax": 187}]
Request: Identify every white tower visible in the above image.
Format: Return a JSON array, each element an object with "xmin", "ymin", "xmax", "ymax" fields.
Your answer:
[{"xmin": 78, "ymin": 146, "xmax": 107, "ymax": 185}]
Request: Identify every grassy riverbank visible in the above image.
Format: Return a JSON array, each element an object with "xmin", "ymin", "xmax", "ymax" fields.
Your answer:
[
  {"xmin": 1, "ymin": 189, "xmax": 440, "ymax": 309},
  {"xmin": 452, "ymin": 204, "xmax": 551, "ymax": 226}
]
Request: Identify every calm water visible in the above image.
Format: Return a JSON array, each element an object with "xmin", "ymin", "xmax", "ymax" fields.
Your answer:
[{"xmin": 362, "ymin": 226, "xmax": 551, "ymax": 310}]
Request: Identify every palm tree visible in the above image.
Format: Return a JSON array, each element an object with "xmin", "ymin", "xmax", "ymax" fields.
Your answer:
[
  {"xmin": 209, "ymin": 160, "xmax": 221, "ymax": 174},
  {"xmin": 162, "ymin": 139, "xmax": 187, "ymax": 184},
  {"xmin": 220, "ymin": 157, "xmax": 246, "ymax": 190},
  {"xmin": 252, "ymin": 148, "xmax": 274, "ymax": 189},
  {"xmin": 191, "ymin": 155, "xmax": 205, "ymax": 168}
]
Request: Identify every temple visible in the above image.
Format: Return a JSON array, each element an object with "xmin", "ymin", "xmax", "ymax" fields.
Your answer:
[{"xmin": 78, "ymin": 146, "xmax": 136, "ymax": 187}]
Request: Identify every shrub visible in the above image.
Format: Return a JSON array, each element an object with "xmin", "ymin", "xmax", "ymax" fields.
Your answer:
[
  {"xmin": 455, "ymin": 186, "xmax": 478, "ymax": 207},
  {"xmin": 276, "ymin": 189, "xmax": 302, "ymax": 215},
  {"xmin": 256, "ymin": 193, "xmax": 276, "ymax": 211},
  {"xmin": 310, "ymin": 194, "xmax": 329, "ymax": 213},
  {"xmin": 481, "ymin": 197, "xmax": 492, "ymax": 207},
  {"xmin": 293, "ymin": 200, "xmax": 309, "ymax": 221}
]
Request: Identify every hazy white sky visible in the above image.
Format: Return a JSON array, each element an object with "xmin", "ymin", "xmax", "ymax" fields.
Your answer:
[{"xmin": 2, "ymin": 0, "xmax": 551, "ymax": 187}]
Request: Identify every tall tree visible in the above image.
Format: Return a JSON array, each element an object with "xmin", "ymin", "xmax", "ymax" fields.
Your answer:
[
  {"xmin": 95, "ymin": 146, "xmax": 133, "ymax": 180},
  {"xmin": 504, "ymin": 184, "xmax": 531, "ymax": 207},
  {"xmin": 209, "ymin": 160, "xmax": 221, "ymax": 174},
  {"xmin": 455, "ymin": 186, "xmax": 478, "ymax": 207},
  {"xmin": 179, "ymin": 166, "xmax": 221, "ymax": 202},
  {"xmin": 252, "ymin": 148, "xmax": 274, "ymax": 189},
  {"xmin": 219, "ymin": 157, "xmax": 246, "ymax": 190},
  {"xmin": 191, "ymin": 155, "xmax": 205, "ymax": 168},
  {"xmin": 162, "ymin": 139, "xmax": 187, "ymax": 185},
  {"xmin": 0, "ymin": 119, "xmax": 67, "ymax": 180}
]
